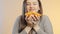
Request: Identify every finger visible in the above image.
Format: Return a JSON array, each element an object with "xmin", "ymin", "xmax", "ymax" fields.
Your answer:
[
  {"xmin": 35, "ymin": 16, "xmax": 40, "ymax": 21},
  {"xmin": 31, "ymin": 15, "xmax": 36, "ymax": 21},
  {"xmin": 25, "ymin": 15, "xmax": 30, "ymax": 21},
  {"xmin": 32, "ymin": 21, "xmax": 37, "ymax": 24},
  {"xmin": 25, "ymin": 16, "xmax": 29, "ymax": 22},
  {"xmin": 34, "ymin": 15, "xmax": 38, "ymax": 20},
  {"xmin": 28, "ymin": 15, "xmax": 31, "ymax": 20},
  {"xmin": 37, "ymin": 16, "xmax": 40, "ymax": 20}
]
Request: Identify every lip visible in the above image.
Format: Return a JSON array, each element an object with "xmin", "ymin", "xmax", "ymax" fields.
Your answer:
[{"xmin": 29, "ymin": 9, "xmax": 35, "ymax": 11}]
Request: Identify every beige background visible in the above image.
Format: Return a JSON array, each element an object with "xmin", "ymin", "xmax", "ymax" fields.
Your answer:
[{"xmin": 1, "ymin": 0, "xmax": 60, "ymax": 34}]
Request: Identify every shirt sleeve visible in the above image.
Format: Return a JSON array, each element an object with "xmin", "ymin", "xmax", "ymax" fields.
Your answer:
[
  {"xmin": 36, "ymin": 15, "xmax": 53, "ymax": 34},
  {"xmin": 12, "ymin": 16, "xmax": 27, "ymax": 34}
]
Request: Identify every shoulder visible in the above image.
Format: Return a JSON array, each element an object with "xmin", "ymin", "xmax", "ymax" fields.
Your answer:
[
  {"xmin": 16, "ymin": 15, "xmax": 22, "ymax": 19},
  {"xmin": 15, "ymin": 15, "xmax": 22, "ymax": 21},
  {"xmin": 41, "ymin": 15, "xmax": 51, "ymax": 25},
  {"xmin": 40, "ymin": 15, "xmax": 50, "ymax": 23},
  {"xmin": 14, "ymin": 15, "xmax": 22, "ymax": 24},
  {"xmin": 42, "ymin": 15, "xmax": 49, "ymax": 19},
  {"xmin": 41, "ymin": 15, "xmax": 50, "ymax": 20}
]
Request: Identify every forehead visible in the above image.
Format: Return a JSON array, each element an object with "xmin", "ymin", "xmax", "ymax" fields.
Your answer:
[{"xmin": 26, "ymin": 0, "xmax": 38, "ymax": 3}]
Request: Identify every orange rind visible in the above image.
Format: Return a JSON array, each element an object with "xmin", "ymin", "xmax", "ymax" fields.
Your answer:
[{"xmin": 25, "ymin": 11, "xmax": 41, "ymax": 17}]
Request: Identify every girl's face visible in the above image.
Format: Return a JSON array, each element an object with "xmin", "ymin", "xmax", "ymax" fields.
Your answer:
[{"xmin": 26, "ymin": 0, "xmax": 40, "ymax": 12}]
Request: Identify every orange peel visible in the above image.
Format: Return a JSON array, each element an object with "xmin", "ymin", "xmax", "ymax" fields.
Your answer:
[{"xmin": 25, "ymin": 11, "xmax": 41, "ymax": 17}]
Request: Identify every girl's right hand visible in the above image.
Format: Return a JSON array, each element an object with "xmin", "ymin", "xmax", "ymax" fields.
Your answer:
[{"xmin": 25, "ymin": 15, "xmax": 33, "ymax": 27}]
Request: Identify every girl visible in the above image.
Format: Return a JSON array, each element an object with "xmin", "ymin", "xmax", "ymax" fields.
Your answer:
[{"xmin": 12, "ymin": 0, "xmax": 53, "ymax": 34}]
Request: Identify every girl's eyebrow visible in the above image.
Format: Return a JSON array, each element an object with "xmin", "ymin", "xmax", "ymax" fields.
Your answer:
[
  {"xmin": 26, "ymin": 2, "xmax": 38, "ymax": 4},
  {"xmin": 27, "ymin": 2, "xmax": 30, "ymax": 3},
  {"xmin": 26, "ymin": 2, "xmax": 30, "ymax": 3},
  {"xmin": 33, "ymin": 2, "xmax": 37, "ymax": 3}
]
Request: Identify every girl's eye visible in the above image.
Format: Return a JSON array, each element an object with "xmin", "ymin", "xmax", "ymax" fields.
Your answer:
[
  {"xmin": 26, "ymin": 3, "xmax": 30, "ymax": 5},
  {"xmin": 26, "ymin": 4, "xmax": 30, "ymax": 5},
  {"xmin": 33, "ymin": 3, "xmax": 38, "ymax": 5}
]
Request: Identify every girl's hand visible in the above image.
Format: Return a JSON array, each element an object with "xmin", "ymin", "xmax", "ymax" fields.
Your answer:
[
  {"xmin": 25, "ymin": 14, "xmax": 40, "ymax": 26},
  {"xmin": 31, "ymin": 15, "xmax": 40, "ymax": 32},
  {"xmin": 25, "ymin": 15, "xmax": 34, "ymax": 27},
  {"xmin": 31, "ymin": 15, "xmax": 40, "ymax": 25}
]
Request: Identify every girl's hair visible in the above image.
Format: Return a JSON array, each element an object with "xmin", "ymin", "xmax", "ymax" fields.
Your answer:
[
  {"xmin": 23, "ymin": 0, "xmax": 43, "ymax": 15},
  {"xmin": 18, "ymin": 0, "xmax": 43, "ymax": 33}
]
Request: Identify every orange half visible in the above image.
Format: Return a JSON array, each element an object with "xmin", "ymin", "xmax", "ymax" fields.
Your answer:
[{"xmin": 25, "ymin": 11, "xmax": 41, "ymax": 17}]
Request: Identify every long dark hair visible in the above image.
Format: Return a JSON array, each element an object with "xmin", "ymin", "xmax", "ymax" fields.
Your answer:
[
  {"xmin": 23, "ymin": 0, "xmax": 43, "ymax": 15},
  {"xmin": 19, "ymin": 0, "xmax": 43, "ymax": 33}
]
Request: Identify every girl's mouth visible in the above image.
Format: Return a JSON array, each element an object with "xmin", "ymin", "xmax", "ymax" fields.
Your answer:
[{"xmin": 29, "ymin": 9, "xmax": 35, "ymax": 11}]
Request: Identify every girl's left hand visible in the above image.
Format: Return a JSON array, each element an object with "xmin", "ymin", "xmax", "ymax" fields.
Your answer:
[
  {"xmin": 31, "ymin": 15, "xmax": 40, "ymax": 25},
  {"xmin": 31, "ymin": 15, "xmax": 40, "ymax": 32}
]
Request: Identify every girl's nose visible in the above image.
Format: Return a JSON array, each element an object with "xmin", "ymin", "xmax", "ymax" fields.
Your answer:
[{"xmin": 30, "ymin": 4, "xmax": 34, "ymax": 8}]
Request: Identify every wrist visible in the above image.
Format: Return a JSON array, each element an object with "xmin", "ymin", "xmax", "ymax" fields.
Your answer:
[
  {"xmin": 33, "ymin": 24, "xmax": 40, "ymax": 32},
  {"xmin": 24, "ymin": 26, "xmax": 32, "ymax": 34}
]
